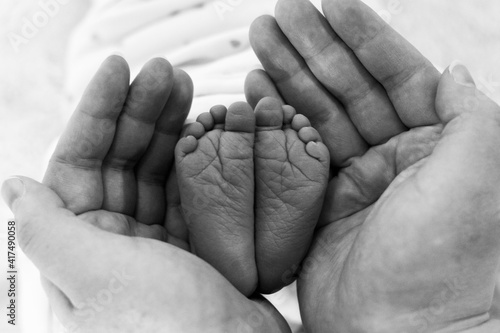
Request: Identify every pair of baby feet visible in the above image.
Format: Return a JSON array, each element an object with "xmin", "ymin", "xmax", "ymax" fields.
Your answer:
[{"xmin": 175, "ymin": 97, "xmax": 330, "ymax": 295}]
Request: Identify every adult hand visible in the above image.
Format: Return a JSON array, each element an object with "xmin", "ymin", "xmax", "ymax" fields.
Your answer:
[
  {"xmin": 246, "ymin": 0, "xmax": 500, "ymax": 332},
  {"xmin": 2, "ymin": 56, "xmax": 290, "ymax": 333}
]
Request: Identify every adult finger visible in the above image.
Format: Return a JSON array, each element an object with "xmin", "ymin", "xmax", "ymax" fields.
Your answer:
[
  {"xmin": 102, "ymin": 58, "xmax": 174, "ymax": 215},
  {"xmin": 43, "ymin": 56, "xmax": 130, "ymax": 214},
  {"xmin": 322, "ymin": 0, "xmax": 441, "ymax": 127},
  {"xmin": 436, "ymin": 61, "xmax": 500, "ymax": 123},
  {"xmin": 275, "ymin": 0, "xmax": 406, "ymax": 145},
  {"xmin": 244, "ymin": 69, "xmax": 284, "ymax": 109},
  {"xmin": 134, "ymin": 68, "xmax": 193, "ymax": 225},
  {"xmin": 250, "ymin": 15, "xmax": 368, "ymax": 167}
]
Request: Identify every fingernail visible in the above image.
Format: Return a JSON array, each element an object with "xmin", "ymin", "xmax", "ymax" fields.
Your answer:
[
  {"xmin": 449, "ymin": 60, "xmax": 476, "ymax": 87},
  {"xmin": 1, "ymin": 177, "xmax": 26, "ymax": 210}
]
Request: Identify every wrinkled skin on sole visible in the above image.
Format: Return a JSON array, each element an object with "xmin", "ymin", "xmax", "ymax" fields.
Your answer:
[{"xmin": 176, "ymin": 98, "xmax": 329, "ymax": 295}]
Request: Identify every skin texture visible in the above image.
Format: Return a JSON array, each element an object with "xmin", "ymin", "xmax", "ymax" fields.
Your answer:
[
  {"xmin": 246, "ymin": 0, "xmax": 500, "ymax": 331},
  {"xmin": 175, "ymin": 96, "xmax": 329, "ymax": 295},
  {"xmin": 3, "ymin": 56, "xmax": 291, "ymax": 333},
  {"xmin": 253, "ymin": 97, "xmax": 329, "ymax": 293},
  {"xmin": 176, "ymin": 102, "xmax": 258, "ymax": 296},
  {"xmin": 2, "ymin": 0, "xmax": 500, "ymax": 331}
]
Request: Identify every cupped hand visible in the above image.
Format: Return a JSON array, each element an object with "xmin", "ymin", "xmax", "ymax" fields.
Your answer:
[
  {"xmin": 246, "ymin": 0, "xmax": 500, "ymax": 331},
  {"xmin": 2, "ymin": 56, "xmax": 291, "ymax": 333}
]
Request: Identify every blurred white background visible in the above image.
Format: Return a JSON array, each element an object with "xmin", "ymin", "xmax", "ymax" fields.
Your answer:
[{"xmin": 0, "ymin": 0, "xmax": 499, "ymax": 332}]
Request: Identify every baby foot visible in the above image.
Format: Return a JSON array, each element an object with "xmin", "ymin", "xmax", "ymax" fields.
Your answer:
[
  {"xmin": 175, "ymin": 102, "xmax": 257, "ymax": 296},
  {"xmin": 254, "ymin": 97, "xmax": 330, "ymax": 293}
]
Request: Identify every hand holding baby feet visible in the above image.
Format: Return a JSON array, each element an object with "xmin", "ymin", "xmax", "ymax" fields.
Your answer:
[
  {"xmin": 15, "ymin": 57, "xmax": 291, "ymax": 333},
  {"xmin": 248, "ymin": 1, "xmax": 500, "ymax": 331}
]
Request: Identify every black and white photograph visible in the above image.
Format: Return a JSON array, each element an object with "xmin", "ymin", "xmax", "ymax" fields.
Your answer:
[{"xmin": 1, "ymin": 0, "xmax": 500, "ymax": 332}]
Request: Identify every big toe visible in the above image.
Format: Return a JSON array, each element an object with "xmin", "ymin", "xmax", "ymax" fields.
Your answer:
[
  {"xmin": 255, "ymin": 97, "xmax": 284, "ymax": 130},
  {"xmin": 225, "ymin": 102, "xmax": 256, "ymax": 133}
]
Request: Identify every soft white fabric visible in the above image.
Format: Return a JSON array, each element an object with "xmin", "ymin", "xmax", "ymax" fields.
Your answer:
[{"xmin": 65, "ymin": 0, "xmax": 327, "ymax": 122}]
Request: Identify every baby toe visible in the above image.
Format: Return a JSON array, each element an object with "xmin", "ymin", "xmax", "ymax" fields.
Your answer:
[
  {"xmin": 255, "ymin": 97, "xmax": 284, "ymax": 131},
  {"xmin": 291, "ymin": 114, "xmax": 312, "ymax": 131},
  {"xmin": 210, "ymin": 105, "xmax": 228, "ymax": 129},
  {"xmin": 225, "ymin": 102, "xmax": 255, "ymax": 133},
  {"xmin": 184, "ymin": 122, "xmax": 206, "ymax": 139},
  {"xmin": 176, "ymin": 136, "xmax": 198, "ymax": 156},
  {"xmin": 283, "ymin": 105, "xmax": 297, "ymax": 125},
  {"xmin": 298, "ymin": 127, "xmax": 322, "ymax": 143},
  {"xmin": 306, "ymin": 141, "xmax": 330, "ymax": 162},
  {"xmin": 196, "ymin": 112, "xmax": 215, "ymax": 131}
]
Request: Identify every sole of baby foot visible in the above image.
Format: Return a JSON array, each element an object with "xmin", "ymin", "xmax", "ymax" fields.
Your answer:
[
  {"xmin": 175, "ymin": 102, "xmax": 258, "ymax": 296},
  {"xmin": 254, "ymin": 97, "xmax": 330, "ymax": 294}
]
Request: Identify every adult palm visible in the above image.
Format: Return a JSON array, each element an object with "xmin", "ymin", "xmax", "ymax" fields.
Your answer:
[
  {"xmin": 14, "ymin": 56, "xmax": 291, "ymax": 333},
  {"xmin": 246, "ymin": 0, "xmax": 500, "ymax": 331}
]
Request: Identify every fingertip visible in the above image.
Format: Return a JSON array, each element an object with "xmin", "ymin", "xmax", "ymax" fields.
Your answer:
[
  {"xmin": 321, "ymin": 0, "xmax": 385, "ymax": 50},
  {"xmin": 154, "ymin": 68, "xmax": 193, "ymax": 134},
  {"xmin": 274, "ymin": 0, "xmax": 288, "ymax": 16},
  {"xmin": 79, "ymin": 55, "xmax": 130, "ymax": 120},
  {"xmin": 436, "ymin": 63, "xmax": 481, "ymax": 123},
  {"xmin": 148, "ymin": 57, "xmax": 173, "ymax": 70},
  {"xmin": 104, "ymin": 54, "xmax": 129, "ymax": 68},
  {"xmin": 250, "ymin": 15, "xmax": 273, "ymax": 32},
  {"xmin": 244, "ymin": 70, "xmax": 263, "ymax": 108},
  {"xmin": 244, "ymin": 70, "xmax": 283, "ymax": 108},
  {"xmin": 173, "ymin": 68, "xmax": 194, "ymax": 96},
  {"xmin": 1, "ymin": 177, "xmax": 26, "ymax": 212},
  {"xmin": 173, "ymin": 68, "xmax": 194, "ymax": 119},
  {"xmin": 275, "ymin": 0, "xmax": 309, "ymax": 26},
  {"xmin": 142, "ymin": 57, "xmax": 174, "ymax": 86},
  {"xmin": 448, "ymin": 61, "xmax": 476, "ymax": 88},
  {"xmin": 250, "ymin": 15, "xmax": 277, "ymax": 48},
  {"xmin": 102, "ymin": 55, "xmax": 131, "ymax": 83}
]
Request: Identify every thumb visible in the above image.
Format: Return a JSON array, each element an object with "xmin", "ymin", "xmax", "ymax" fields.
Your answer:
[
  {"xmin": 1, "ymin": 176, "xmax": 111, "ymax": 294},
  {"xmin": 436, "ymin": 61, "xmax": 500, "ymax": 123},
  {"xmin": 2, "ymin": 176, "xmax": 63, "ymax": 215}
]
